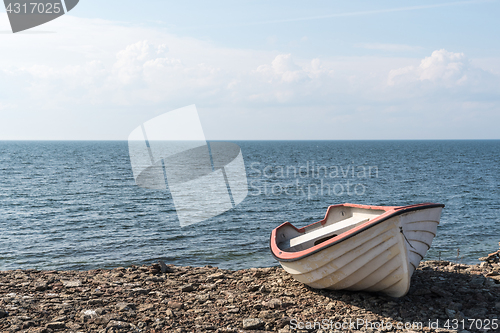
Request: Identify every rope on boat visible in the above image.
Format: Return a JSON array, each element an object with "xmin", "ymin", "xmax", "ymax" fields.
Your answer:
[{"xmin": 399, "ymin": 226, "xmax": 416, "ymax": 250}]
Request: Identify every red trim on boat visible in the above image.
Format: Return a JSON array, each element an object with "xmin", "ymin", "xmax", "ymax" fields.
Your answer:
[{"xmin": 270, "ymin": 203, "xmax": 445, "ymax": 262}]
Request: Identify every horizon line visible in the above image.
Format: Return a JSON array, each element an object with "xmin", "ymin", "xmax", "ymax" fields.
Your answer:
[{"xmin": 1, "ymin": 139, "xmax": 499, "ymax": 142}]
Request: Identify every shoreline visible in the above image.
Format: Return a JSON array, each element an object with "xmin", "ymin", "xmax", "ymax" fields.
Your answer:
[{"xmin": 1, "ymin": 260, "xmax": 499, "ymax": 333}]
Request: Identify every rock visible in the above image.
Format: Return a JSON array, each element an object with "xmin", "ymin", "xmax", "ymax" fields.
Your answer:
[
  {"xmin": 195, "ymin": 293, "xmax": 211, "ymax": 302},
  {"xmin": 326, "ymin": 302, "xmax": 336, "ymax": 310},
  {"xmin": 208, "ymin": 272, "xmax": 225, "ymax": 280},
  {"xmin": 34, "ymin": 281, "xmax": 48, "ymax": 291},
  {"xmin": 445, "ymin": 308, "xmax": 456, "ymax": 318},
  {"xmin": 22, "ymin": 320, "xmax": 36, "ymax": 329},
  {"xmin": 252, "ymin": 270, "xmax": 263, "ymax": 278},
  {"xmin": 87, "ymin": 299, "xmax": 103, "ymax": 306},
  {"xmin": 115, "ymin": 302, "xmax": 135, "ymax": 311},
  {"xmin": 130, "ymin": 287, "xmax": 150, "ymax": 295},
  {"xmin": 107, "ymin": 320, "xmax": 130, "ymax": 329},
  {"xmin": 264, "ymin": 298, "xmax": 283, "ymax": 309},
  {"xmin": 0, "ymin": 308, "xmax": 8, "ymax": 318},
  {"xmin": 9, "ymin": 325, "xmax": 21, "ymax": 332},
  {"xmin": 276, "ymin": 317, "xmax": 291, "ymax": 328},
  {"xmin": 464, "ymin": 307, "xmax": 487, "ymax": 317},
  {"xmin": 448, "ymin": 302, "xmax": 462, "ymax": 311},
  {"xmin": 81, "ymin": 309, "xmax": 98, "ymax": 318},
  {"xmin": 258, "ymin": 310, "xmax": 272, "ymax": 319},
  {"xmin": 242, "ymin": 318, "xmax": 264, "ymax": 330},
  {"xmin": 470, "ymin": 275, "xmax": 486, "ymax": 287},
  {"xmin": 159, "ymin": 260, "xmax": 174, "ymax": 273},
  {"xmin": 489, "ymin": 275, "xmax": 500, "ymax": 282},
  {"xmin": 62, "ymin": 280, "xmax": 82, "ymax": 287},
  {"xmin": 150, "ymin": 263, "xmax": 161, "ymax": 273},
  {"xmin": 247, "ymin": 285, "xmax": 260, "ymax": 292},
  {"xmin": 431, "ymin": 286, "xmax": 452, "ymax": 297},
  {"xmin": 278, "ymin": 327, "xmax": 291, "ymax": 333},
  {"xmin": 94, "ymin": 313, "xmax": 123, "ymax": 326},
  {"xmin": 1, "ymin": 259, "xmax": 500, "ymax": 332},
  {"xmin": 455, "ymin": 311, "xmax": 467, "ymax": 322},
  {"xmin": 46, "ymin": 321, "xmax": 66, "ymax": 329},
  {"xmin": 485, "ymin": 278, "xmax": 499, "ymax": 288},
  {"xmin": 52, "ymin": 315, "xmax": 67, "ymax": 322},
  {"xmin": 138, "ymin": 303, "xmax": 155, "ymax": 312},
  {"xmin": 180, "ymin": 284, "xmax": 194, "ymax": 292},
  {"xmin": 168, "ymin": 301, "xmax": 183, "ymax": 309}
]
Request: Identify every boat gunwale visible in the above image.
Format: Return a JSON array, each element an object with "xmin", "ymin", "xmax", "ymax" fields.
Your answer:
[{"xmin": 270, "ymin": 202, "xmax": 445, "ymax": 262}]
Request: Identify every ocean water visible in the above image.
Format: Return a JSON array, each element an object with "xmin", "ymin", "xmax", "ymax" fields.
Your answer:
[{"xmin": 0, "ymin": 140, "xmax": 499, "ymax": 271}]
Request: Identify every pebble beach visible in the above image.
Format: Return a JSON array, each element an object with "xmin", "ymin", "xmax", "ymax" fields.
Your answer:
[{"xmin": 1, "ymin": 256, "xmax": 500, "ymax": 333}]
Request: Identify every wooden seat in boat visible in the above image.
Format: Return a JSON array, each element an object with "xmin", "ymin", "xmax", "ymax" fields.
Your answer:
[{"xmin": 286, "ymin": 216, "xmax": 370, "ymax": 251}]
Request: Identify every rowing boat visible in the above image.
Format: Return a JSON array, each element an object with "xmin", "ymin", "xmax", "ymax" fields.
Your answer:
[{"xmin": 270, "ymin": 203, "xmax": 444, "ymax": 297}]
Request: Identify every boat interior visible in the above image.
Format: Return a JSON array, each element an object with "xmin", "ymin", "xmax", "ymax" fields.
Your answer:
[{"xmin": 277, "ymin": 206, "xmax": 386, "ymax": 252}]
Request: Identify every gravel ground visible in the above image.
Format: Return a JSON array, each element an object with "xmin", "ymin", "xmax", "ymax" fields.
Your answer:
[{"xmin": 1, "ymin": 260, "xmax": 499, "ymax": 333}]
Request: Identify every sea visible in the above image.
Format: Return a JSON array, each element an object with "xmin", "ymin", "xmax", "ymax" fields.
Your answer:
[{"xmin": 0, "ymin": 140, "xmax": 499, "ymax": 271}]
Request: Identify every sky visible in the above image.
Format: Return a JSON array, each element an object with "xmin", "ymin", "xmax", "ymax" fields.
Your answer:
[{"xmin": 0, "ymin": 0, "xmax": 499, "ymax": 140}]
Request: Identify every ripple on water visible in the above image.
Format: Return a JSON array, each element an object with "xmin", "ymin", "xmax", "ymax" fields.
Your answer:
[{"xmin": 0, "ymin": 140, "xmax": 499, "ymax": 270}]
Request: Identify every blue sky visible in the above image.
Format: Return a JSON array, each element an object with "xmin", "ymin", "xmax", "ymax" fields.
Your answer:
[{"xmin": 0, "ymin": 0, "xmax": 499, "ymax": 139}]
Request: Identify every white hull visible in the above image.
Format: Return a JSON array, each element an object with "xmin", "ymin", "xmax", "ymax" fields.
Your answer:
[{"xmin": 271, "ymin": 203, "xmax": 443, "ymax": 297}]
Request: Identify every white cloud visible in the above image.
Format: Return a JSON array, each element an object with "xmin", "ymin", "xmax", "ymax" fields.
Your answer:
[
  {"xmin": 0, "ymin": 102, "xmax": 15, "ymax": 110},
  {"xmin": 113, "ymin": 40, "xmax": 168, "ymax": 84},
  {"xmin": 419, "ymin": 49, "xmax": 467, "ymax": 81},
  {"xmin": 256, "ymin": 54, "xmax": 304, "ymax": 83},
  {"xmin": 388, "ymin": 49, "xmax": 470, "ymax": 86},
  {"xmin": 0, "ymin": 13, "xmax": 499, "ymax": 140},
  {"xmin": 249, "ymin": 54, "xmax": 335, "ymax": 103},
  {"xmin": 1, "ymin": 43, "xmax": 340, "ymax": 108}
]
